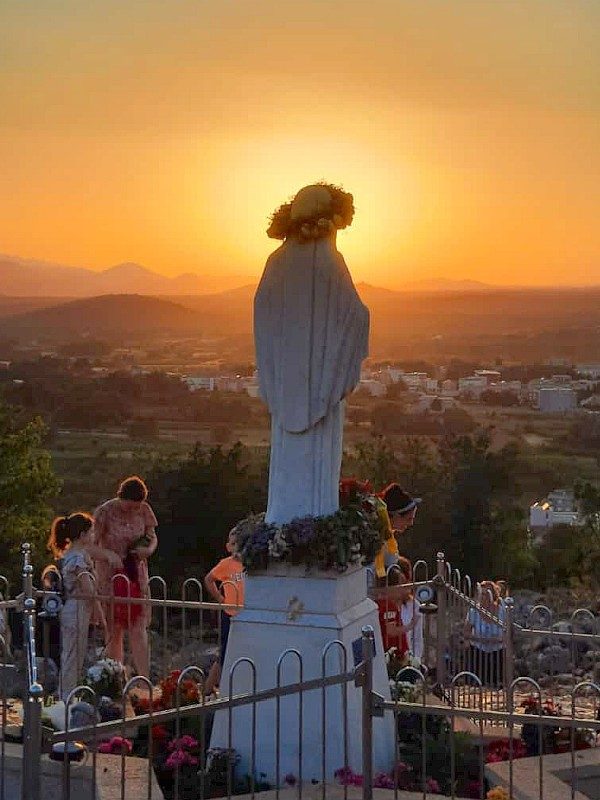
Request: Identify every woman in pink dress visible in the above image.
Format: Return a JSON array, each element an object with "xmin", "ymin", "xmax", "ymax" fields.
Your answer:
[{"xmin": 93, "ymin": 476, "xmax": 158, "ymax": 677}]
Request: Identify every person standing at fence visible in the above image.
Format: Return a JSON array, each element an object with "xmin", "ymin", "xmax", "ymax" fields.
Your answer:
[
  {"xmin": 93, "ymin": 476, "xmax": 158, "ymax": 678},
  {"xmin": 396, "ymin": 557, "xmax": 424, "ymax": 662},
  {"xmin": 463, "ymin": 580, "xmax": 505, "ymax": 687},
  {"xmin": 47, "ymin": 513, "xmax": 112, "ymax": 700},
  {"xmin": 203, "ymin": 528, "xmax": 245, "ymax": 695}
]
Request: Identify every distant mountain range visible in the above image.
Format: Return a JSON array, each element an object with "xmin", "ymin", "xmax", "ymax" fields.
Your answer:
[
  {"xmin": 0, "ymin": 254, "xmax": 253, "ymax": 297},
  {"xmin": 0, "ymin": 253, "xmax": 506, "ymax": 299}
]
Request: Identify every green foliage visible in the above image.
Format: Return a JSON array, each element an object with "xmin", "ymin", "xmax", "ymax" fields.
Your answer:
[
  {"xmin": 347, "ymin": 431, "xmax": 530, "ymax": 586},
  {"xmin": 234, "ymin": 504, "xmax": 381, "ymax": 573},
  {"xmin": 0, "ymin": 403, "xmax": 60, "ymax": 586},
  {"xmin": 147, "ymin": 442, "xmax": 268, "ymax": 583},
  {"xmin": 396, "ymin": 712, "xmax": 479, "ymax": 797},
  {"xmin": 533, "ymin": 482, "xmax": 600, "ymax": 590}
]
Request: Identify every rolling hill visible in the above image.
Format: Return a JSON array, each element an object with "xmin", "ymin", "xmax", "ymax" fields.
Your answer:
[
  {"xmin": 2, "ymin": 285, "xmax": 600, "ymax": 362},
  {"xmin": 0, "ymin": 294, "xmax": 202, "ymax": 338}
]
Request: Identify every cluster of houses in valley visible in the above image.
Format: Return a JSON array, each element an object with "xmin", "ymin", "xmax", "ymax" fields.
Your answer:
[
  {"xmin": 178, "ymin": 362, "xmax": 600, "ymax": 415},
  {"xmin": 353, "ymin": 363, "xmax": 600, "ymax": 415}
]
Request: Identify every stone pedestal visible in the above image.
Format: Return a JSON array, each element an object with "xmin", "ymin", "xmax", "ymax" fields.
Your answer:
[{"xmin": 209, "ymin": 566, "xmax": 394, "ymax": 784}]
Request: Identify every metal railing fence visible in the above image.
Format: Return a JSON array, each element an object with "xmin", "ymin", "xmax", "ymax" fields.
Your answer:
[{"xmin": 2, "ymin": 544, "xmax": 600, "ymax": 798}]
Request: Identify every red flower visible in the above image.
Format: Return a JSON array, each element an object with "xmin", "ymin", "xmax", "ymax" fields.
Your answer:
[
  {"xmin": 152, "ymin": 725, "xmax": 169, "ymax": 742},
  {"xmin": 339, "ymin": 478, "xmax": 373, "ymax": 506}
]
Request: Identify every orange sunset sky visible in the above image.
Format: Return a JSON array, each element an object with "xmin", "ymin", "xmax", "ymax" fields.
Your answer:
[{"xmin": 1, "ymin": 1, "xmax": 599, "ymax": 288}]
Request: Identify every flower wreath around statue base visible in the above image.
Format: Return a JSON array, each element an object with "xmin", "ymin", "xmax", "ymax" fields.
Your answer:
[{"xmin": 234, "ymin": 479, "xmax": 394, "ymax": 573}]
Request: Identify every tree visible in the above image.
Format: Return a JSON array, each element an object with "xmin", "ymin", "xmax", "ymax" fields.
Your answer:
[
  {"xmin": 343, "ymin": 436, "xmax": 404, "ymax": 491},
  {"xmin": 442, "ymin": 407, "xmax": 476, "ymax": 435},
  {"xmin": 0, "ymin": 403, "xmax": 60, "ymax": 585},
  {"xmin": 147, "ymin": 443, "xmax": 268, "ymax": 585},
  {"xmin": 437, "ymin": 433, "xmax": 526, "ymax": 582}
]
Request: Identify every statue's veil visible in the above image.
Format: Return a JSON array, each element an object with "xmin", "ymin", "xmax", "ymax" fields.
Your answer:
[{"xmin": 254, "ymin": 236, "xmax": 369, "ymax": 434}]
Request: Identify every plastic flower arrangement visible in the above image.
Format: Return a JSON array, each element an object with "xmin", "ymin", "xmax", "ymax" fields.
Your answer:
[
  {"xmin": 84, "ymin": 658, "xmax": 125, "ymax": 700},
  {"xmin": 335, "ymin": 765, "xmax": 440, "ymax": 794},
  {"xmin": 234, "ymin": 479, "xmax": 384, "ymax": 573},
  {"xmin": 485, "ymin": 738, "xmax": 528, "ymax": 764},
  {"xmin": 165, "ymin": 735, "xmax": 200, "ymax": 770},
  {"xmin": 98, "ymin": 736, "xmax": 133, "ymax": 755},
  {"xmin": 159, "ymin": 670, "xmax": 201, "ymax": 708},
  {"xmin": 486, "ymin": 788, "xmax": 510, "ymax": 800}
]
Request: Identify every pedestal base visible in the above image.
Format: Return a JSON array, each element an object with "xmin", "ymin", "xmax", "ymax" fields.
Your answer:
[{"xmin": 209, "ymin": 566, "xmax": 395, "ymax": 785}]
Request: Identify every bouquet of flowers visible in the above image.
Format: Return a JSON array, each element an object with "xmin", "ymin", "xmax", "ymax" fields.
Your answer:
[
  {"xmin": 233, "ymin": 478, "xmax": 384, "ymax": 574},
  {"xmin": 84, "ymin": 658, "xmax": 125, "ymax": 700}
]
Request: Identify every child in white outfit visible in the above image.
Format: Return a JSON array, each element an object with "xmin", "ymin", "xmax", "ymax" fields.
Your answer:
[{"xmin": 48, "ymin": 513, "xmax": 111, "ymax": 700}]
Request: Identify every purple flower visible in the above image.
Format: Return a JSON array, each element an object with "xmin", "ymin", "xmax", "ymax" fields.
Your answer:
[{"xmin": 286, "ymin": 517, "xmax": 316, "ymax": 546}]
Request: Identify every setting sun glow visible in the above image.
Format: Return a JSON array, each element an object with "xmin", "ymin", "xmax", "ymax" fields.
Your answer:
[{"xmin": 1, "ymin": 1, "xmax": 598, "ymax": 288}]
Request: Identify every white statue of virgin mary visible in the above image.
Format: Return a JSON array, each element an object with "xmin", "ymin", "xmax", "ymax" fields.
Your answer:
[{"xmin": 255, "ymin": 184, "xmax": 370, "ymax": 524}]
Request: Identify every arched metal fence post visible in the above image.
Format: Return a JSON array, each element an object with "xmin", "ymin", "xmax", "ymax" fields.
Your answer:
[
  {"xmin": 359, "ymin": 625, "xmax": 374, "ymax": 800},
  {"xmin": 21, "ymin": 543, "xmax": 42, "ymax": 800},
  {"xmin": 435, "ymin": 552, "xmax": 448, "ymax": 686},
  {"xmin": 503, "ymin": 597, "xmax": 515, "ymax": 693}
]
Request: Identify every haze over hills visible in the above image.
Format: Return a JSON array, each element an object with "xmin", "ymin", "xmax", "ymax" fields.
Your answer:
[
  {"xmin": 0, "ymin": 252, "xmax": 506, "ymax": 299},
  {"xmin": 2, "ymin": 285, "xmax": 600, "ymax": 363},
  {"xmin": 0, "ymin": 254, "xmax": 253, "ymax": 297}
]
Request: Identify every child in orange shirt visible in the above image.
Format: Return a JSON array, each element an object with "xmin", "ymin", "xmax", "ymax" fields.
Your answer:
[{"xmin": 203, "ymin": 528, "xmax": 245, "ymax": 694}]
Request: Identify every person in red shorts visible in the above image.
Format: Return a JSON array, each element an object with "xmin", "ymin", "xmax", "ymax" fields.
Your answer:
[{"xmin": 375, "ymin": 565, "xmax": 409, "ymax": 658}]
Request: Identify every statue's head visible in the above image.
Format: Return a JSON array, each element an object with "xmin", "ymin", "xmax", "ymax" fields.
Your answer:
[{"xmin": 267, "ymin": 182, "xmax": 354, "ymax": 242}]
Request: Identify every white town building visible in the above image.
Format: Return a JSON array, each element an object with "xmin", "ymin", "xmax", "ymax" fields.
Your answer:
[
  {"xmin": 538, "ymin": 387, "xmax": 577, "ymax": 413},
  {"xmin": 576, "ymin": 364, "xmax": 600, "ymax": 379},
  {"xmin": 474, "ymin": 370, "xmax": 502, "ymax": 384},
  {"xmin": 530, "ymin": 490, "xmax": 580, "ymax": 533},
  {"xmin": 387, "ymin": 367, "xmax": 405, "ymax": 383},
  {"xmin": 458, "ymin": 376, "xmax": 488, "ymax": 399},
  {"xmin": 357, "ymin": 379, "xmax": 387, "ymax": 397},
  {"xmin": 184, "ymin": 375, "xmax": 215, "ymax": 391}
]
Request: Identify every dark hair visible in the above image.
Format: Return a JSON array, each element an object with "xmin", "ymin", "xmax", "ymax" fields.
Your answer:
[
  {"xmin": 381, "ymin": 483, "xmax": 419, "ymax": 516},
  {"xmin": 117, "ymin": 476, "xmax": 148, "ymax": 503},
  {"xmin": 48, "ymin": 513, "xmax": 93, "ymax": 558}
]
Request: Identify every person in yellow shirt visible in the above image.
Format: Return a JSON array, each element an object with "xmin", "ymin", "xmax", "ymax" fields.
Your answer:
[{"xmin": 374, "ymin": 484, "xmax": 421, "ymax": 579}]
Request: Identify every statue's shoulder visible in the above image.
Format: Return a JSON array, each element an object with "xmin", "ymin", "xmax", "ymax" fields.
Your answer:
[{"xmin": 256, "ymin": 243, "xmax": 289, "ymax": 295}]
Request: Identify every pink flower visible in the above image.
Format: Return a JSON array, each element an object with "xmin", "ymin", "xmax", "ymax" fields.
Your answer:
[
  {"xmin": 466, "ymin": 780, "xmax": 483, "ymax": 798},
  {"xmin": 165, "ymin": 748, "xmax": 199, "ymax": 769},
  {"xmin": 98, "ymin": 736, "xmax": 132, "ymax": 755},
  {"xmin": 284, "ymin": 774, "xmax": 297, "ymax": 786},
  {"xmin": 374, "ymin": 773, "xmax": 395, "ymax": 790},
  {"xmin": 426, "ymin": 777, "xmax": 441, "ymax": 793},
  {"xmin": 168, "ymin": 735, "xmax": 199, "ymax": 752}
]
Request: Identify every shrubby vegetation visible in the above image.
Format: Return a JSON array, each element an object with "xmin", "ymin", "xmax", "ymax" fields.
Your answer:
[
  {"xmin": 0, "ymin": 402, "xmax": 60, "ymax": 585},
  {"xmin": 1, "ymin": 382, "xmax": 599, "ymax": 593},
  {"xmin": 1, "ymin": 360, "xmax": 267, "ymax": 433}
]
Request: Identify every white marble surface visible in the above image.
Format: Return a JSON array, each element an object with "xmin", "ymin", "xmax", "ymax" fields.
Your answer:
[
  {"xmin": 210, "ymin": 568, "xmax": 395, "ymax": 783},
  {"xmin": 254, "ymin": 236, "xmax": 369, "ymax": 524}
]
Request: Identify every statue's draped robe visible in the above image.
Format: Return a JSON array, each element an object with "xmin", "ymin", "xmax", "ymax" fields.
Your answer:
[{"xmin": 254, "ymin": 237, "xmax": 369, "ymax": 524}]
